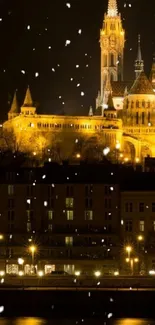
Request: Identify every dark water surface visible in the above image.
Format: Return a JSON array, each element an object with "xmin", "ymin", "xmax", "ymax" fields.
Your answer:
[{"xmin": 0, "ymin": 319, "xmax": 154, "ymax": 325}]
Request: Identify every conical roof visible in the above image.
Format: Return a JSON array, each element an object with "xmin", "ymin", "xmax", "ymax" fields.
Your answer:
[
  {"xmin": 9, "ymin": 91, "xmax": 19, "ymax": 113},
  {"xmin": 129, "ymin": 72, "xmax": 154, "ymax": 95},
  {"xmin": 106, "ymin": 93, "xmax": 116, "ymax": 111},
  {"xmin": 23, "ymin": 86, "xmax": 33, "ymax": 107}
]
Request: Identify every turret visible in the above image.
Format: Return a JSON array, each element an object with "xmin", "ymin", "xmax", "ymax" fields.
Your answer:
[
  {"xmin": 8, "ymin": 91, "xmax": 19, "ymax": 120},
  {"xmin": 88, "ymin": 106, "xmax": 93, "ymax": 116},
  {"xmin": 149, "ymin": 54, "xmax": 155, "ymax": 91},
  {"xmin": 134, "ymin": 35, "xmax": 144, "ymax": 79},
  {"xmin": 21, "ymin": 86, "xmax": 36, "ymax": 115},
  {"xmin": 104, "ymin": 93, "xmax": 117, "ymax": 119}
]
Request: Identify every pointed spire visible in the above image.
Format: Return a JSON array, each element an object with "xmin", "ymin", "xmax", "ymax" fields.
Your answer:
[
  {"xmin": 107, "ymin": 0, "xmax": 118, "ymax": 17},
  {"xmin": 135, "ymin": 35, "xmax": 144, "ymax": 79},
  {"xmin": 137, "ymin": 34, "xmax": 142, "ymax": 61},
  {"xmin": 107, "ymin": 93, "xmax": 116, "ymax": 111},
  {"xmin": 88, "ymin": 106, "xmax": 93, "ymax": 116},
  {"xmin": 23, "ymin": 86, "xmax": 33, "ymax": 107},
  {"xmin": 10, "ymin": 91, "xmax": 19, "ymax": 113},
  {"xmin": 149, "ymin": 53, "xmax": 155, "ymax": 90},
  {"xmin": 124, "ymin": 86, "xmax": 128, "ymax": 97}
]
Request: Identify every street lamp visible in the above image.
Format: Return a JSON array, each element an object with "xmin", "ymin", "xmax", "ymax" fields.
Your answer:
[
  {"xmin": 125, "ymin": 246, "xmax": 132, "ymax": 258},
  {"xmin": 18, "ymin": 258, "xmax": 24, "ymax": 265},
  {"xmin": 137, "ymin": 235, "xmax": 144, "ymax": 242},
  {"xmin": 0, "ymin": 235, "xmax": 3, "ymax": 240},
  {"xmin": 29, "ymin": 245, "xmax": 36, "ymax": 266},
  {"xmin": 94, "ymin": 271, "xmax": 101, "ymax": 277}
]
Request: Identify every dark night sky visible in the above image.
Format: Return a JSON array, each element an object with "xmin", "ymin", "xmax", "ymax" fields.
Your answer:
[{"xmin": 0, "ymin": 0, "xmax": 154, "ymax": 121}]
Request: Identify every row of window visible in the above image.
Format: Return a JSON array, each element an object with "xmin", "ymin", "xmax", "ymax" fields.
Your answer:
[
  {"xmin": 126, "ymin": 100, "xmax": 152, "ymax": 109},
  {"xmin": 37, "ymin": 123, "xmax": 116, "ymax": 130},
  {"xmin": 125, "ymin": 202, "xmax": 155, "ymax": 213},
  {"xmin": 125, "ymin": 220, "xmax": 155, "ymax": 232}
]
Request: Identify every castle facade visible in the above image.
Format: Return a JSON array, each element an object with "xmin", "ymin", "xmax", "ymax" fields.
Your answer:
[{"xmin": 3, "ymin": 0, "xmax": 155, "ymax": 163}]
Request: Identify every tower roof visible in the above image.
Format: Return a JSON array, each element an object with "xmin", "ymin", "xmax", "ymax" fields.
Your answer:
[
  {"xmin": 129, "ymin": 72, "xmax": 154, "ymax": 95},
  {"xmin": 136, "ymin": 35, "xmax": 142, "ymax": 61},
  {"xmin": 106, "ymin": 93, "xmax": 116, "ymax": 111},
  {"xmin": 149, "ymin": 54, "xmax": 155, "ymax": 85},
  {"xmin": 9, "ymin": 91, "xmax": 19, "ymax": 113},
  {"xmin": 107, "ymin": 0, "xmax": 118, "ymax": 17},
  {"xmin": 23, "ymin": 86, "xmax": 33, "ymax": 107}
]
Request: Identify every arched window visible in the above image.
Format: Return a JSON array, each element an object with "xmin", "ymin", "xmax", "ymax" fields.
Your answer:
[
  {"xmin": 142, "ymin": 100, "xmax": 145, "ymax": 108},
  {"xmin": 142, "ymin": 112, "xmax": 145, "ymax": 124},
  {"xmin": 110, "ymin": 73, "xmax": 114, "ymax": 82},
  {"xmin": 136, "ymin": 100, "xmax": 139, "ymax": 108},
  {"xmin": 136, "ymin": 112, "xmax": 139, "ymax": 124},
  {"xmin": 103, "ymin": 54, "xmax": 107, "ymax": 67},
  {"xmin": 126, "ymin": 99, "xmax": 129, "ymax": 109},
  {"xmin": 110, "ymin": 53, "xmax": 115, "ymax": 66},
  {"xmin": 148, "ymin": 112, "xmax": 150, "ymax": 123},
  {"xmin": 131, "ymin": 101, "xmax": 134, "ymax": 109},
  {"xmin": 148, "ymin": 101, "xmax": 150, "ymax": 108}
]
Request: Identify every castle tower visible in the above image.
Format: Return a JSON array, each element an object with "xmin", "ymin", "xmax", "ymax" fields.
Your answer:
[
  {"xmin": 149, "ymin": 54, "xmax": 155, "ymax": 91},
  {"xmin": 100, "ymin": 0, "xmax": 125, "ymax": 99},
  {"xmin": 21, "ymin": 86, "xmax": 36, "ymax": 115},
  {"xmin": 134, "ymin": 35, "xmax": 144, "ymax": 79},
  {"xmin": 8, "ymin": 91, "xmax": 19, "ymax": 120}
]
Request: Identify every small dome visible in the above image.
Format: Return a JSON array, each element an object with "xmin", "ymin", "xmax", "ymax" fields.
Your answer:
[{"xmin": 129, "ymin": 72, "xmax": 154, "ymax": 95}]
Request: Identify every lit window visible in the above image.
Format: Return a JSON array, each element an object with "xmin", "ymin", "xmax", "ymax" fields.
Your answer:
[
  {"xmin": 67, "ymin": 210, "xmax": 74, "ymax": 220},
  {"xmin": 66, "ymin": 198, "xmax": 74, "ymax": 208},
  {"xmin": 140, "ymin": 220, "xmax": 144, "ymax": 232},
  {"xmin": 85, "ymin": 210, "xmax": 93, "ymax": 220},
  {"xmin": 48, "ymin": 224, "xmax": 52, "ymax": 231},
  {"xmin": 153, "ymin": 221, "xmax": 155, "ymax": 231},
  {"xmin": 65, "ymin": 236, "xmax": 73, "ymax": 246},
  {"xmin": 48, "ymin": 210, "xmax": 53, "ymax": 220},
  {"xmin": 8, "ymin": 185, "xmax": 14, "ymax": 195}
]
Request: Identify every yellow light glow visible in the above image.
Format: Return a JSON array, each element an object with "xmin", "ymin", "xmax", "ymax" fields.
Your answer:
[
  {"xmin": 19, "ymin": 271, "xmax": 24, "ymax": 276},
  {"xmin": 135, "ymin": 157, "xmax": 140, "ymax": 163},
  {"xmin": 120, "ymin": 153, "xmax": 123, "ymax": 158},
  {"xmin": 75, "ymin": 271, "xmax": 81, "ymax": 277},
  {"xmin": 18, "ymin": 258, "xmax": 24, "ymax": 265},
  {"xmin": 134, "ymin": 258, "xmax": 139, "ymax": 263},
  {"xmin": 33, "ymin": 152, "xmax": 36, "ymax": 156},
  {"xmin": 126, "ymin": 246, "xmax": 132, "ymax": 253},
  {"xmin": 124, "ymin": 157, "xmax": 129, "ymax": 162},
  {"xmin": 29, "ymin": 245, "xmax": 36, "ymax": 253},
  {"xmin": 137, "ymin": 235, "xmax": 143, "ymax": 241},
  {"xmin": 0, "ymin": 271, "xmax": 5, "ymax": 277},
  {"xmin": 114, "ymin": 271, "xmax": 119, "ymax": 276},
  {"xmin": 0, "ymin": 235, "xmax": 4, "ymax": 240},
  {"xmin": 94, "ymin": 271, "xmax": 101, "ymax": 277},
  {"xmin": 38, "ymin": 270, "xmax": 44, "ymax": 277},
  {"xmin": 126, "ymin": 258, "xmax": 130, "ymax": 263},
  {"xmin": 76, "ymin": 153, "xmax": 81, "ymax": 159}
]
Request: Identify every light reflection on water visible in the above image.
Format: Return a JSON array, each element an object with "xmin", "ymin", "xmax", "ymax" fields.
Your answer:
[{"xmin": 0, "ymin": 319, "xmax": 154, "ymax": 325}]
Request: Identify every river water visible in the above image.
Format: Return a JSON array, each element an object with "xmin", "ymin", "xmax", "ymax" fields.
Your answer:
[{"xmin": 0, "ymin": 319, "xmax": 154, "ymax": 325}]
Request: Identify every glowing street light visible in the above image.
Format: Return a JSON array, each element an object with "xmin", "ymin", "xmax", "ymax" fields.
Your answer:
[
  {"xmin": 76, "ymin": 153, "xmax": 81, "ymax": 159},
  {"xmin": 0, "ymin": 235, "xmax": 4, "ymax": 240},
  {"xmin": 29, "ymin": 245, "xmax": 36, "ymax": 265},
  {"xmin": 38, "ymin": 270, "xmax": 44, "ymax": 277},
  {"xmin": 75, "ymin": 271, "xmax": 81, "ymax": 277},
  {"xmin": 137, "ymin": 235, "xmax": 144, "ymax": 242},
  {"xmin": 18, "ymin": 258, "xmax": 24, "ymax": 265},
  {"xmin": 94, "ymin": 271, "xmax": 101, "ymax": 277}
]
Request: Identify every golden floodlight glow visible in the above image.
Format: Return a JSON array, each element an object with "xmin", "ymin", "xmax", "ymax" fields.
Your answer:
[
  {"xmin": 126, "ymin": 258, "xmax": 130, "ymax": 263},
  {"xmin": 75, "ymin": 271, "xmax": 81, "ymax": 277},
  {"xmin": 0, "ymin": 235, "xmax": 3, "ymax": 240},
  {"xmin": 76, "ymin": 153, "xmax": 81, "ymax": 159},
  {"xmin": 38, "ymin": 270, "xmax": 44, "ymax": 277},
  {"xmin": 137, "ymin": 235, "xmax": 143, "ymax": 241},
  {"xmin": 134, "ymin": 258, "xmax": 139, "ymax": 263},
  {"xmin": 29, "ymin": 245, "xmax": 36, "ymax": 253},
  {"xmin": 126, "ymin": 246, "xmax": 132, "ymax": 253}
]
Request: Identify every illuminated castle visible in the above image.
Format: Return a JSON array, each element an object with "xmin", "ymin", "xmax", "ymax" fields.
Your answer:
[{"xmin": 3, "ymin": 0, "xmax": 155, "ymax": 163}]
